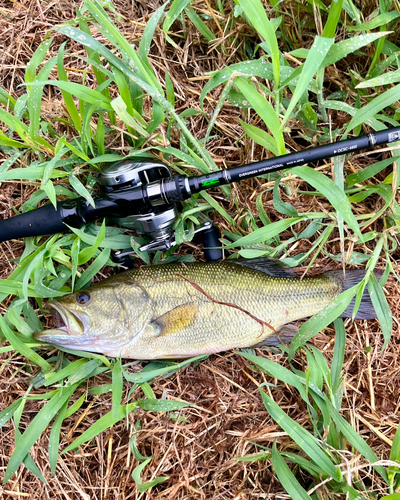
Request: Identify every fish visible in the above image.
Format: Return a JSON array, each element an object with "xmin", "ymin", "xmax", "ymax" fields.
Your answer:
[{"xmin": 34, "ymin": 259, "xmax": 378, "ymax": 359}]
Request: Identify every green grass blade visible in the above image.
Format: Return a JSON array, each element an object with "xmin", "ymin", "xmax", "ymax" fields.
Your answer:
[
  {"xmin": 112, "ymin": 359, "xmax": 123, "ymax": 419},
  {"xmin": 137, "ymin": 399, "xmax": 191, "ymax": 411},
  {"xmin": 234, "ymin": 76, "xmax": 285, "ymax": 154},
  {"xmin": 367, "ymin": 273, "xmax": 392, "ymax": 351},
  {"xmin": 122, "ymin": 356, "xmax": 208, "ymax": 384},
  {"xmin": 112, "ymin": 67, "xmax": 135, "ymax": 115},
  {"xmin": 0, "ymin": 399, "xmax": 23, "ymax": 429},
  {"xmin": 331, "ymin": 318, "xmax": 346, "ymax": 395},
  {"xmin": 38, "ymin": 180, "xmax": 56, "ymax": 208},
  {"xmin": 309, "ymin": 346, "xmax": 331, "ymax": 389},
  {"xmin": 237, "ymin": 0, "xmax": 280, "ymax": 88},
  {"xmin": 260, "ymin": 391, "xmax": 339, "ymax": 479},
  {"xmin": 3, "ymin": 384, "xmax": 77, "ymax": 484},
  {"xmin": 64, "ymin": 393, "xmax": 86, "ymax": 419},
  {"xmin": 67, "ymin": 359, "xmax": 101, "ymax": 385},
  {"xmin": 345, "ymin": 83, "xmax": 400, "ymax": 133},
  {"xmin": 0, "ymin": 130, "xmax": 29, "ymax": 149},
  {"xmin": 155, "ymin": 145, "xmax": 210, "ymax": 173},
  {"xmin": 282, "ymin": 37, "xmax": 334, "ymax": 127},
  {"xmin": 41, "ymin": 150, "xmax": 68, "ymax": 196},
  {"xmin": 346, "ymin": 156, "xmax": 400, "ymax": 186},
  {"xmin": 132, "ymin": 457, "xmax": 169, "ymax": 493},
  {"xmin": 323, "ymin": 31, "xmax": 390, "ymax": 68},
  {"xmin": 0, "ymin": 87, "xmax": 16, "ymax": 107},
  {"xmin": 0, "ymin": 315, "xmax": 51, "ymax": 372},
  {"xmin": 347, "ymin": 11, "xmax": 399, "ymax": 31},
  {"xmin": 163, "ymin": 0, "xmax": 192, "ymax": 36},
  {"xmin": 61, "ymin": 403, "xmax": 138, "ymax": 454},
  {"xmin": 111, "ymin": 95, "xmax": 150, "ymax": 137},
  {"xmin": 25, "ymin": 38, "xmax": 53, "ymax": 84},
  {"xmin": 28, "ymin": 57, "xmax": 57, "ymax": 140},
  {"xmin": 357, "ymin": 68, "xmax": 400, "ymax": 89},
  {"xmin": 334, "ymin": 154, "xmax": 346, "ymax": 267},
  {"xmin": 49, "ymin": 399, "xmax": 69, "ymax": 475},
  {"xmin": 95, "ymin": 112, "xmax": 105, "ymax": 155},
  {"xmin": 13, "ymin": 398, "xmax": 46, "ymax": 483},
  {"xmin": 271, "ymin": 442, "xmax": 312, "ymax": 499},
  {"xmin": 185, "ymin": 6, "xmax": 216, "ymax": 41},
  {"xmin": 273, "ymin": 180, "xmax": 298, "ymax": 216},
  {"xmin": 389, "ymin": 424, "xmax": 400, "ymax": 486},
  {"xmin": 239, "ymin": 119, "xmax": 279, "ymax": 156},
  {"xmin": 78, "ymin": 18, "xmax": 114, "ymax": 123},
  {"xmin": 57, "ymin": 42, "xmax": 82, "ymax": 131},
  {"xmin": 139, "ymin": 1, "xmax": 168, "ymax": 57},
  {"xmin": 78, "ymin": 220, "xmax": 106, "ymax": 265},
  {"xmin": 68, "ymin": 174, "xmax": 95, "ymax": 208},
  {"xmin": 44, "ymin": 359, "xmax": 88, "ymax": 386},
  {"xmin": 204, "ymin": 76, "xmax": 236, "ymax": 144},
  {"xmin": 28, "ymin": 80, "xmax": 113, "ymax": 110},
  {"xmin": 0, "ymin": 165, "xmax": 68, "ymax": 182},
  {"xmin": 223, "ymin": 217, "xmax": 304, "ymax": 248},
  {"xmin": 322, "ymin": 0, "xmax": 344, "ymax": 38},
  {"xmin": 200, "ymin": 191, "xmax": 236, "ymax": 227},
  {"xmin": 67, "ymin": 225, "xmax": 132, "ymax": 250},
  {"xmin": 324, "ymin": 398, "xmax": 388, "ymax": 481},
  {"xmin": 288, "ymin": 286, "xmax": 357, "ymax": 361},
  {"xmin": 57, "ymin": 25, "xmax": 217, "ymax": 172},
  {"xmin": 0, "ymin": 106, "xmax": 28, "ymax": 137},
  {"xmin": 86, "ymin": 0, "xmax": 161, "ymax": 91},
  {"xmin": 240, "ymin": 352, "xmax": 309, "ymax": 402},
  {"xmin": 343, "ymin": 0, "xmax": 361, "ymax": 22},
  {"xmin": 75, "ymin": 248, "xmax": 111, "ymax": 290},
  {"xmin": 293, "ymin": 165, "xmax": 363, "ymax": 241},
  {"xmin": 200, "ymin": 59, "xmax": 275, "ymax": 110}
]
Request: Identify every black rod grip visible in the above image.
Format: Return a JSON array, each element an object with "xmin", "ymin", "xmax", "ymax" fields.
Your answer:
[{"xmin": 0, "ymin": 203, "xmax": 66, "ymax": 243}]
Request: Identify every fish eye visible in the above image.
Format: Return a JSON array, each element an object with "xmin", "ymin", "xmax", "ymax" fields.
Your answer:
[{"xmin": 76, "ymin": 291, "xmax": 91, "ymax": 305}]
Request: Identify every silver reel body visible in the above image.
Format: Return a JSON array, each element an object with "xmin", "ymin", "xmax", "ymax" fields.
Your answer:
[{"xmin": 99, "ymin": 158, "xmax": 178, "ymax": 251}]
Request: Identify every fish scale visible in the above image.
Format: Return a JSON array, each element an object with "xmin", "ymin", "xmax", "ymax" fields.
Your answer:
[
  {"xmin": 115, "ymin": 262, "xmax": 340, "ymax": 359},
  {"xmin": 33, "ymin": 259, "xmax": 372, "ymax": 360}
]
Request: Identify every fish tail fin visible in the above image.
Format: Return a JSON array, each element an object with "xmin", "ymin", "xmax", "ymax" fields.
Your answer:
[{"xmin": 324, "ymin": 270, "xmax": 383, "ymax": 320}]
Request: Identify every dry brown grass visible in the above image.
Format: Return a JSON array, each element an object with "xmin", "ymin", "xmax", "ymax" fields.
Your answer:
[{"xmin": 0, "ymin": 0, "xmax": 400, "ymax": 498}]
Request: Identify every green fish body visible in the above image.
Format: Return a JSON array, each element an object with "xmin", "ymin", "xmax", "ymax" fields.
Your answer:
[{"xmin": 34, "ymin": 260, "xmax": 375, "ymax": 359}]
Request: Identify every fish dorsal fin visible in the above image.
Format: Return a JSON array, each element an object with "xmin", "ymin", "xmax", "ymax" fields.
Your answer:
[
  {"xmin": 151, "ymin": 302, "xmax": 198, "ymax": 337},
  {"xmin": 231, "ymin": 258, "xmax": 297, "ymax": 278}
]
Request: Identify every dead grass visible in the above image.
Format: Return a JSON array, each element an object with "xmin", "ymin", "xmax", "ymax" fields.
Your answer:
[{"xmin": 0, "ymin": 0, "xmax": 400, "ymax": 498}]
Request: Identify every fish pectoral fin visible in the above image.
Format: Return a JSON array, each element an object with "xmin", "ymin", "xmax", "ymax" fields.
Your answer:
[
  {"xmin": 252, "ymin": 324, "xmax": 299, "ymax": 347},
  {"xmin": 151, "ymin": 302, "xmax": 198, "ymax": 337}
]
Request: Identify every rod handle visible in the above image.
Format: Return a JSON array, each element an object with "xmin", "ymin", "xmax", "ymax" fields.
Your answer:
[{"xmin": 0, "ymin": 203, "xmax": 66, "ymax": 243}]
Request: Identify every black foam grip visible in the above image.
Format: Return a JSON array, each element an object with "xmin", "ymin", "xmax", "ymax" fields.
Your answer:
[
  {"xmin": 202, "ymin": 225, "xmax": 223, "ymax": 262},
  {"xmin": 0, "ymin": 203, "xmax": 66, "ymax": 243}
]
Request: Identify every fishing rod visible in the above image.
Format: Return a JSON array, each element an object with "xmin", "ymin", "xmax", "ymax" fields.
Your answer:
[{"xmin": 1, "ymin": 127, "xmax": 400, "ymax": 253}]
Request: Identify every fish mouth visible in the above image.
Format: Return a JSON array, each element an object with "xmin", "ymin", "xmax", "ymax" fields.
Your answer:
[{"xmin": 34, "ymin": 302, "xmax": 90, "ymax": 346}]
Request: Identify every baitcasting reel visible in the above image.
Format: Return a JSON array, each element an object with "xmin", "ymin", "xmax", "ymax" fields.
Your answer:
[
  {"xmin": 98, "ymin": 158, "xmax": 222, "ymax": 262},
  {"xmin": 98, "ymin": 158, "xmax": 179, "ymax": 251}
]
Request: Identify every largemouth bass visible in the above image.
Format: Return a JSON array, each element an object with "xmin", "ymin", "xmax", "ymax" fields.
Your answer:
[{"xmin": 34, "ymin": 259, "xmax": 376, "ymax": 359}]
